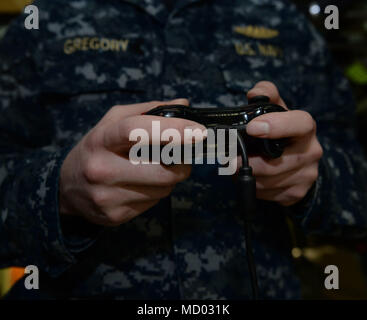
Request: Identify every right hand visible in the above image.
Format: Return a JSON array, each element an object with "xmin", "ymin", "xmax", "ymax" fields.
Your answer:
[{"xmin": 59, "ymin": 99, "xmax": 206, "ymax": 226}]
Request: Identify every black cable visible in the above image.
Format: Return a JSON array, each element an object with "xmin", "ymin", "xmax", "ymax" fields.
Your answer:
[
  {"xmin": 243, "ymin": 220, "xmax": 259, "ymax": 299},
  {"xmin": 236, "ymin": 131, "xmax": 249, "ymax": 167},
  {"xmin": 236, "ymin": 133, "xmax": 259, "ymax": 300}
]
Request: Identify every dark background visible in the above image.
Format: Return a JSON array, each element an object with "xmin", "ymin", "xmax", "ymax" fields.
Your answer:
[{"xmin": 290, "ymin": 0, "xmax": 367, "ymax": 300}]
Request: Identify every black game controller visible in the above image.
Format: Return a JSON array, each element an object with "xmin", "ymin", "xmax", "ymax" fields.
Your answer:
[{"xmin": 146, "ymin": 96, "xmax": 288, "ymax": 159}]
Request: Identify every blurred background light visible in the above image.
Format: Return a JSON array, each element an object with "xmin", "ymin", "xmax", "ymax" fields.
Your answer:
[{"xmin": 309, "ymin": 3, "xmax": 321, "ymax": 15}]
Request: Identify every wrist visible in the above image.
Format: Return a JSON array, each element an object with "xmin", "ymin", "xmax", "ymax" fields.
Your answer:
[{"xmin": 59, "ymin": 150, "xmax": 79, "ymax": 217}]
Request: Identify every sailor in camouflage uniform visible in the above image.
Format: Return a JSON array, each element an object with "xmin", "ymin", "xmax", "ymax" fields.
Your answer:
[{"xmin": 1, "ymin": 0, "xmax": 367, "ymax": 299}]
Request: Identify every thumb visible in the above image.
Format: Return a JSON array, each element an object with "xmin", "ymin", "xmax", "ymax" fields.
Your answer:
[
  {"xmin": 247, "ymin": 81, "xmax": 287, "ymax": 109},
  {"xmin": 102, "ymin": 99, "xmax": 190, "ymax": 124}
]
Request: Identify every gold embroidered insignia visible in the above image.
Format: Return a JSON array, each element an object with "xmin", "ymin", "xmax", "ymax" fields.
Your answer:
[{"xmin": 233, "ymin": 25, "xmax": 279, "ymax": 39}]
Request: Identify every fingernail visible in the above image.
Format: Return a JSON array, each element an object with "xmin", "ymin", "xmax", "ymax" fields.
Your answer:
[
  {"xmin": 247, "ymin": 89, "xmax": 263, "ymax": 97},
  {"xmin": 246, "ymin": 121, "xmax": 270, "ymax": 136},
  {"xmin": 185, "ymin": 124, "xmax": 207, "ymax": 132},
  {"xmin": 170, "ymin": 98, "xmax": 189, "ymax": 106}
]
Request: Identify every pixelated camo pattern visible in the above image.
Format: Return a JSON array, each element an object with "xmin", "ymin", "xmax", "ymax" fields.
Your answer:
[{"xmin": 1, "ymin": 0, "xmax": 367, "ymax": 299}]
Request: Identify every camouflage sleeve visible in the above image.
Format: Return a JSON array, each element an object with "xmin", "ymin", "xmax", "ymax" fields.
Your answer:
[
  {"xmin": 289, "ymin": 25, "xmax": 367, "ymax": 238},
  {"xmin": 0, "ymin": 16, "xmax": 100, "ymax": 277}
]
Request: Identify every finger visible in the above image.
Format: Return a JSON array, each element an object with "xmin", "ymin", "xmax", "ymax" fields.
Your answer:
[
  {"xmin": 249, "ymin": 154, "xmax": 298, "ymax": 177},
  {"xmin": 257, "ymin": 186, "xmax": 309, "ymax": 206},
  {"xmin": 249, "ymin": 140, "xmax": 320, "ymax": 177},
  {"xmin": 247, "ymin": 81, "xmax": 287, "ymax": 108},
  {"xmin": 83, "ymin": 151, "xmax": 192, "ymax": 186},
  {"xmin": 122, "ymin": 162, "xmax": 192, "ymax": 187},
  {"xmin": 256, "ymin": 165, "xmax": 318, "ymax": 190},
  {"xmin": 256, "ymin": 168, "xmax": 299, "ymax": 190},
  {"xmin": 102, "ymin": 99, "xmax": 190, "ymax": 124},
  {"xmin": 96, "ymin": 200, "xmax": 160, "ymax": 226},
  {"xmin": 120, "ymin": 184, "xmax": 175, "ymax": 203},
  {"xmin": 246, "ymin": 110, "xmax": 316, "ymax": 139},
  {"xmin": 233, "ymin": 145, "xmax": 315, "ymax": 176},
  {"xmin": 103, "ymin": 113, "xmax": 206, "ymax": 151},
  {"xmin": 88, "ymin": 184, "xmax": 174, "ymax": 209}
]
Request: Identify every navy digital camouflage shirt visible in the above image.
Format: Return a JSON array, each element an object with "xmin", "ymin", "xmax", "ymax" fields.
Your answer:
[{"xmin": 1, "ymin": 0, "xmax": 367, "ymax": 299}]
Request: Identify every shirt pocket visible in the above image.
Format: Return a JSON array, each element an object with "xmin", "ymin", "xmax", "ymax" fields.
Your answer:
[{"xmin": 34, "ymin": 34, "xmax": 158, "ymax": 97}]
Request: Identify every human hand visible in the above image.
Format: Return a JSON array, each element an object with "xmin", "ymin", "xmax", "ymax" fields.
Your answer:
[
  {"xmin": 243, "ymin": 81, "xmax": 323, "ymax": 206},
  {"xmin": 59, "ymin": 99, "xmax": 205, "ymax": 226}
]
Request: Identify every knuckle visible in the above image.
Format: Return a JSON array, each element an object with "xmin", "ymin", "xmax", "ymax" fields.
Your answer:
[
  {"xmin": 108, "ymin": 209, "xmax": 129, "ymax": 225},
  {"xmin": 83, "ymin": 157, "xmax": 108, "ymax": 183},
  {"xmin": 105, "ymin": 213, "xmax": 125, "ymax": 226},
  {"xmin": 159, "ymin": 165, "xmax": 191, "ymax": 186},
  {"xmin": 307, "ymin": 168, "xmax": 319, "ymax": 183},
  {"xmin": 288, "ymin": 187, "xmax": 307, "ymax": 202},
  {"xmin": 107, "ymin": 206, "xmax": 140, "ymax": 225},
  {"xmin": 302, "ymin": 112, "xmax": 316, "ymax": 133},
  {"xmin": 90, "ymin": 188, "xmax": 111, "ymax": 208},
  {"xmin": 313, "ymin": 142, "xmax": 324, "ymax": 160}
]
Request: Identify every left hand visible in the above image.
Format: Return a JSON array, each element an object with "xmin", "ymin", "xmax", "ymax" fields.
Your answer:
[{"xmin": 241, "ymin": 81, "xmax": 323, "ymax": 207}]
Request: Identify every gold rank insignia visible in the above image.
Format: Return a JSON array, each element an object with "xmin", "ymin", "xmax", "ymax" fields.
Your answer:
[{"xmin": 233, "ymin": 25, "xmax": 279, "ymax": 39}]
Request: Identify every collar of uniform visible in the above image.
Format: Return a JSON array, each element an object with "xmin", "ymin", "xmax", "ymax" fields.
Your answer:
[{"xmin": 120, "ymin": 0, "xmax": 207, "ymax": 22}]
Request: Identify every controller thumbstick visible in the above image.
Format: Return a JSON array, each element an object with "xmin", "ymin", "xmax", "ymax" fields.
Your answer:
[{"xmin": 248, "ymin": 95, "xmax": 270, "ymax": 104}]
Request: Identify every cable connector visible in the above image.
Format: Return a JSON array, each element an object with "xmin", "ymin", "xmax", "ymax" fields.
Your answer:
[{"xmin": 237, "ymin": 166, "xmax": 257, "ymax": 222}]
